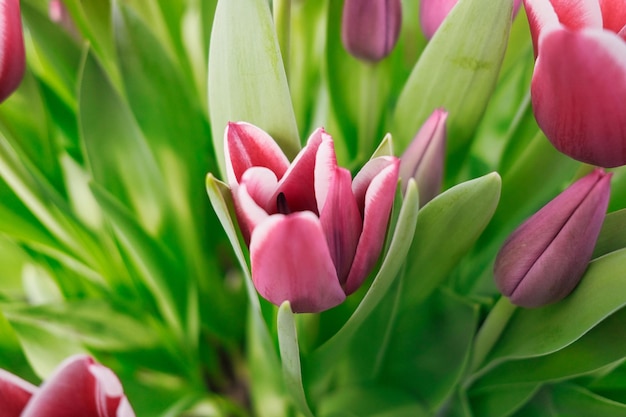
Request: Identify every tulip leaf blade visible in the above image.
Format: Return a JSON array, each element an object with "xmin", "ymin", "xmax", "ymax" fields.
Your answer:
[
  {"xmin": 309, "ymin": 180, "xmax": 420, "ymax": 375},
  {"xmin": 480, "ymin": 248, "xmax": 626, "ymax": 370},
  {"xmin": 393, "ymin": 0, "xmax": 513, "ymax": 158},
  {"xmin": 403, "ymin": 172, "xmax": 502, "ymax": 305},
  {"xmin": 469, "ymin": 383, "xmax": 540, "ymax": 417},
  {"xmin": 277, "ymin": 302, "xmax": 315, "ymax": 417},
  {"xmin": 208, "ymin": 0, "xmax": 300, "ymax": 176},
  {"xmin": 593, "ymin": 208, "xmax": 626, "ymax": 259}
]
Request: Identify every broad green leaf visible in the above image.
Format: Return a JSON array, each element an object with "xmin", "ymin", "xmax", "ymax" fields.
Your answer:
[
  {"xmin": 393, "ymin": 0, "xmax": 513, "ymax": 158},
  {"xmin": 208, "ymin": 0, "xmax": 300, "ymax": 176},
  {"xmin": 480, "ymin": 248, "xmax": 626, "ymax": 370},
  {"xmin": 469, "ymin": 383, "xmax": 540, "ymax": 417},
  {"xmin": 0, "ymin": 308, "xmax": 34, "ymax": 381},
  {"xmin": 307, "ymin": 181, "xmax": 420, "ymax": 379},
  {"xmin": 594, "ymin": 209, "xmax": 626, "ymax": 258},
  {"xmin": 277, "ymin": 302, "xmax": 315, "ymax": 417},
  {"xmin": 403, "ymin": 172, "xmax": 501, "ymax": 305},
  {"xmin": 318, "ymin": 385, "xmax": 430, "ymax": 417}
]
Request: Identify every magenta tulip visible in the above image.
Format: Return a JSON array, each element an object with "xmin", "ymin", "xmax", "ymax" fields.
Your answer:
[
  {"xmin": 399, "ymin": 108, "xmax": 447, "ymax": 205},
  {"xmin": 0, "ymin": 0, "xmax": 25, "ymax": 103},
  {"xmin": 0, "ymin": 355, "xmax": 135, "ymax": 417},
  {"xmin": 420, "ymin": 0, "xmax": 522, "ymax": 39},
  {"xmin": 225, "ymin": 122, "xmax": 399, "ymax": 313},
  {"xmin": 341, "ymin": 0, "xmax": 402, "ymax": 62},
  {"xmin": 525, "ymin": 0, "xmax": 626, "ymax": 167},
  {"xmin": 494, "ymin": 169, "xmax": 612, "ymax": 308}
]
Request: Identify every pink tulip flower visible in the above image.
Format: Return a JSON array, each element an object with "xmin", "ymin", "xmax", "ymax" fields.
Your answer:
[
  {"xmin": 341, "ymin": 0, "xmax": 402, "ymax": 62},
  {"xmin": 420, "ymin": 0, "xmax": 523, "ymax": 39},
  {"xmin": 0, "ymin": 0, "xmax": 25, "ymax": 103},
  {"xmin": 0, "ymin": 355, "xmax": 135, "ymax": 417},
  {"xmin": 494, "ymin": 169, "xmax": 611, "ymax": 308},
  {"xmin": 525, "ymin": 0, "xmax": 626, "ymax": 167},
  {"xmin": 225, "ymin": 122, "xmax": 399, "ymax": 313},
  {"xmin": 400, "ymin": 108, "xmax": 447, "ymax": 206}
]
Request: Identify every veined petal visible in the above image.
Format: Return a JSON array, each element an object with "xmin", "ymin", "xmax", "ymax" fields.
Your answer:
[
  {"xmin": 274, "ymin": 128, "xmax": 325, "ymax": 214},
  {"xmin": 524, "ymin": 0, "xmax": 563, "ymax": 55},
  {"xmin": 319, "ymin": 167, "xmax": 362, "ymax": 285},
  {"xmin": 250, "ymin": 212, "xmax": 345, "ymax": 313},
  {"xmin": 0, "ymin": 369, "xmax": 36, "ymax": 417},
  {"xmin": 224, "ymin": 122, "xmax": 290, "ymax": 185},
  {"xmin": 0, "ymin": 0, "xmax": 25, "ymax": 103},
  {"xmin": 344, "ymin": 157, "xmax": 399, "ymax": 294},
  {"xmin": 21, "ymin": 355, "xmax": 134, "ymax": 417},
  {"xmin": 531, "ymin": 28, "xmax": 626, "ymax": 167},
  {"xmin": 599, "ymin": 0, "xmax": 626, "ymax": 33},
  {"xmin": 547, "ymin": 0, "xmax": 602, "ymax": 29}
]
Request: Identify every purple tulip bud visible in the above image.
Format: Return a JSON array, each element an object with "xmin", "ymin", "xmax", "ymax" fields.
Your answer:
[
  {"xmin": 341, "ymin": 0, "xmax": 402, "ymax": 62},
  {"xmin": 525, "ymin": 0, "xmax": 626, "ymax": 167},
  {"xmin": 420, "ymin": 0, "xmax": 522, "ymax": 39},
  {"xmin": 399, "ymin": 108, "xmax": 447, "ymax": 206},
  {"xmin": 494, "ymin": 169, "xmax": 612, "ymax": 308},
  {"xmin": 0, "ymin": 355, "xmax": 135, "ymax": 417},
  {"xmin": 225, "ymin": 122, "xmax": 399, "ymax": 313},
  {"xmin": 0, "ymin": 0, "xmax": 25, "ymax": 103}
]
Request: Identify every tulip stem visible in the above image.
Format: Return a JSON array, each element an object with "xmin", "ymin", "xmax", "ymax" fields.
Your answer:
[
  {"xmin": 466, "ymin": 296, "xmax": 517, "ymax": 380},
  {"xmin": 358, "ymin": 63, "xmax": 379, "ymax": 159}
]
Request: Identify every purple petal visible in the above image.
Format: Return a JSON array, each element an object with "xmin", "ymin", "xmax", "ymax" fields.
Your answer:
[
  {"xmin": 344, "ymin": 157, "xmax": 399, "ymax": 295},
  {"xmin": 0, "ymin": 368, "xmax": 36, "ymax": 417},
  {"xmin": 0, "ymin": 0, "xmax": 25, "ymax": 103},
  {"xmin": 224, "ymin": 122, "xmax": 290, "ymax": 186},
  {"xmin": 250, "ymin": 212, "xmax": 346, "ymax": 313}
]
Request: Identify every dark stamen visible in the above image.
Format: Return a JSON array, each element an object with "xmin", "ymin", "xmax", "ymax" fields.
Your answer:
[{"xmin": 277, "ymin": 192, "xmax": 291, "ymax": 214}]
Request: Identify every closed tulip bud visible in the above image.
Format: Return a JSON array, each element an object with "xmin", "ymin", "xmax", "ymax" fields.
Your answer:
[
  {"xmin": 399, "ymin": 108, "xmax": 447, "ymax": 206},
  {"xmin": 420, "ymin": 0, "xmax": 522, "ymax": 39},
  {"xmin": 0, "ymin": 0, "xmax": 25, "ymax": 103},
  {"xmin": 494, "ymin": 169, "xmax": 612, "ymax": 308},
  {"xmin": 341, "ymin": 0, "xmax": 402, "ymax": 62},
  {"xmin": 0, "ymin": 355, "xmax": 135, "ymax": 417},
  {"xmin": 525, "ymin": 0, "xmax": 626, "ymax": 167},
  {"xmin": 225, "ymin": 122, "xmax": 399, "ymax": 313}
]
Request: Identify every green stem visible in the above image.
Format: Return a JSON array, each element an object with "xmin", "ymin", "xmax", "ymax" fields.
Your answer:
[
  {"xmin": 274, "ymin": 0, "xmax": 291, "ymax": 80},
  {"xmin": 358, "ymin": 63, "xmax": 379, "ymax": 159}
]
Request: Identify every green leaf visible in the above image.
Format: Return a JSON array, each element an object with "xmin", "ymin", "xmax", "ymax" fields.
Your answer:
[
  {"xmin": 393, "ymin": 0, "xmax": 513, "ymax": 158},
  {"xmin": 208, "ymin": 0, "xmax": 300, "ymax": 176},
  {"xmin": 594, "ymin": 209, "xmax": 626, "ymax": 258},
  {"xmin": 469, "ymin": 383, "xmax": 540, "ymax": 417},
  {"xmin": 277, "ymin": 302, "xmax": 315, "ymax": 417},
  {"xmin": 318, "ymin": 385, "xmax": 430, "ymax": 417},
  {"xmin": 480, "ymin": 248, "xmax": 626, "ymax": 371},
  {"xmin": 403, "ymin": 172, "xmax": 501, "ymax": 305}
]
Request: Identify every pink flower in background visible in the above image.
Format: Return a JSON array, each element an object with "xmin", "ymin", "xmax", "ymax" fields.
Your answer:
[
  {"xmin": 225, "ymin": 122, "xmax": 399, "ymax": 313},
  {"xmin": 420, "ymin": 0, "xmax": 523, "ymax": 39},
  {"xmin": 341, "ymin": 0, "xmax": 402, "ymax": 62},
  {"xmin": 494, "ymin": 169, "xmax": 611, "ymax": 308},
  {"xmin": 525, "ymin": 0, "xmax": 626, "ymax": 167},
  {"xmin": 0, "ymin": 0, "xmax": 25, "ymax": 103},
  {"xmin": 0, "ymin": 355, "xmax": 135, "ymax": 417}
]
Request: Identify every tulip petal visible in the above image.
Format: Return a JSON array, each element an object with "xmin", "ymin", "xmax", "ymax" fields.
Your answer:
[
  {"xmin": 0, "ymin": 369, "xmax": 36, "ymax": 417},
  {"xmin": 234, "ymin": 173, "xmax": 273, "ymax": 242},
  {"xmin": 547, "ymin": 0, "xmax": 602, "ymax": 29},
  {"xmin": 419, "ymin": 0, "xmax": 458, "ymax": 39},
  {"xmin": 531, "ymin": 28, "xmax": 626, "ymax": 167},
  {"xmin": 224, "ymin": 122, "xmax": 290, "ymax": 185},
  {"xmin": 599, "ymin": 0, "xmax": 626, "ymax": 33},
  {"xmin": 344, "ymin": 157, "xmax": 399, "ymax": 294},
  {"xmin": 21, "ymin": 355, "xmax": 133, "ymax": 417},
  {"xmin": 250, "ymin": 212, "xmax": 345, "ymax": 313},
  {"xmin": 274, "ymin": 128, "xmax": 325, "ymax": 214},
  {"xmin": 495, "ymin": 170, "xmax": 611, "ymax": 307},
  {"xmin": 319, "ymin": 167, "xmax": 362, "ymax": 284},
  {"xmin": 0, "ymin": 0, "xmax": 25, "ymax": 103},
  {"xmin": 313, "ymin": 131, "xmax": 339, "ymax": 214}
]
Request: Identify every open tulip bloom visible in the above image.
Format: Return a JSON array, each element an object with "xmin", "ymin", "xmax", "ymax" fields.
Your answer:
[{"xmin": 6, "ymin": 0, "xmax": 626, "ymax": 415}]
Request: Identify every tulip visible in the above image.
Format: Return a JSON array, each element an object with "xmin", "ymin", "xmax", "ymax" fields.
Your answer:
[
  {"xmin": 420, "ymin": 0, "xmax": 522, "ymax": 39},
  {"xmin": 399, "ymin": 108, "xmax": 447, "ymax": 205},
  {"xmin": 525, "ymin": 0, "xmax": 626, "ymax": 167},
  {"xmin": 0, "ymin": 0, "xmax": 25, "ymax": 103},
  {"xmin": 341, "ymin": 0, "xmax": 402, "ymax": 62},
  {"xmin": 225, "ymin": 122, "xmax": 399, "ymax": 313},
  {"xmin": 494, "ymin": 169, "xmax": 611, "ymax": 308},
  {"xmin": 0, "ymin": 354, "xmax": 135, "ymax": 417}
]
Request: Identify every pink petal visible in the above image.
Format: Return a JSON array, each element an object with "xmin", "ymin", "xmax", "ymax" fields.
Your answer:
[
  {"xmin": 531, "ymin": 28, "xmax": 626, "ymax": 167},
  {"xmin": 419, "ymin": 0, "xmax": 458, "ymax": 39},
  {"xmin": 547, "ymin": 0, "xmax": 602, "ymax": 29},
  {"xmin": 0, "ymin": 0, "xmax": 25, "ymax": 103},
  {"xmin": 250, "ymin": 212, "xmax": 346, "ymax": 313},
  {"xmin": 224, "ymin": 122, "xmax": 290, "ymax": 185},
  {"xmin": 21, "ymin": 355, "xmax": 133, "ymax": 417},
  {"xmin": 319, "ymin": 167, "xmax": 362, "ymax": 285},
  {"xmin": 313, "ymin": 131, "xmax": 339, "ymax": 214},
  {"xmin": 599, "ymin": 0, "xmax": 626, "ymax": 33},
  {"xmin": 273, "ymin": 128, "xmax": 325, "ymax": 214},
  {"xmin": 233, "ymin": 171, "xmax": 274, "ymax": 242},
  {"xmin": 0, "ymin": 369, "xmax": 36, "ymax": 417},
  {"xmin": 344, "ymin": 157, "xmax": 399, "ymax": 295}
]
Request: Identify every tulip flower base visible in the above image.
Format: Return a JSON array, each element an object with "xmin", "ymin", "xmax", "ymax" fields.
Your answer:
[{"xmin": 2, "ymin": 0, "xmax": 626, "ymax": 416}]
